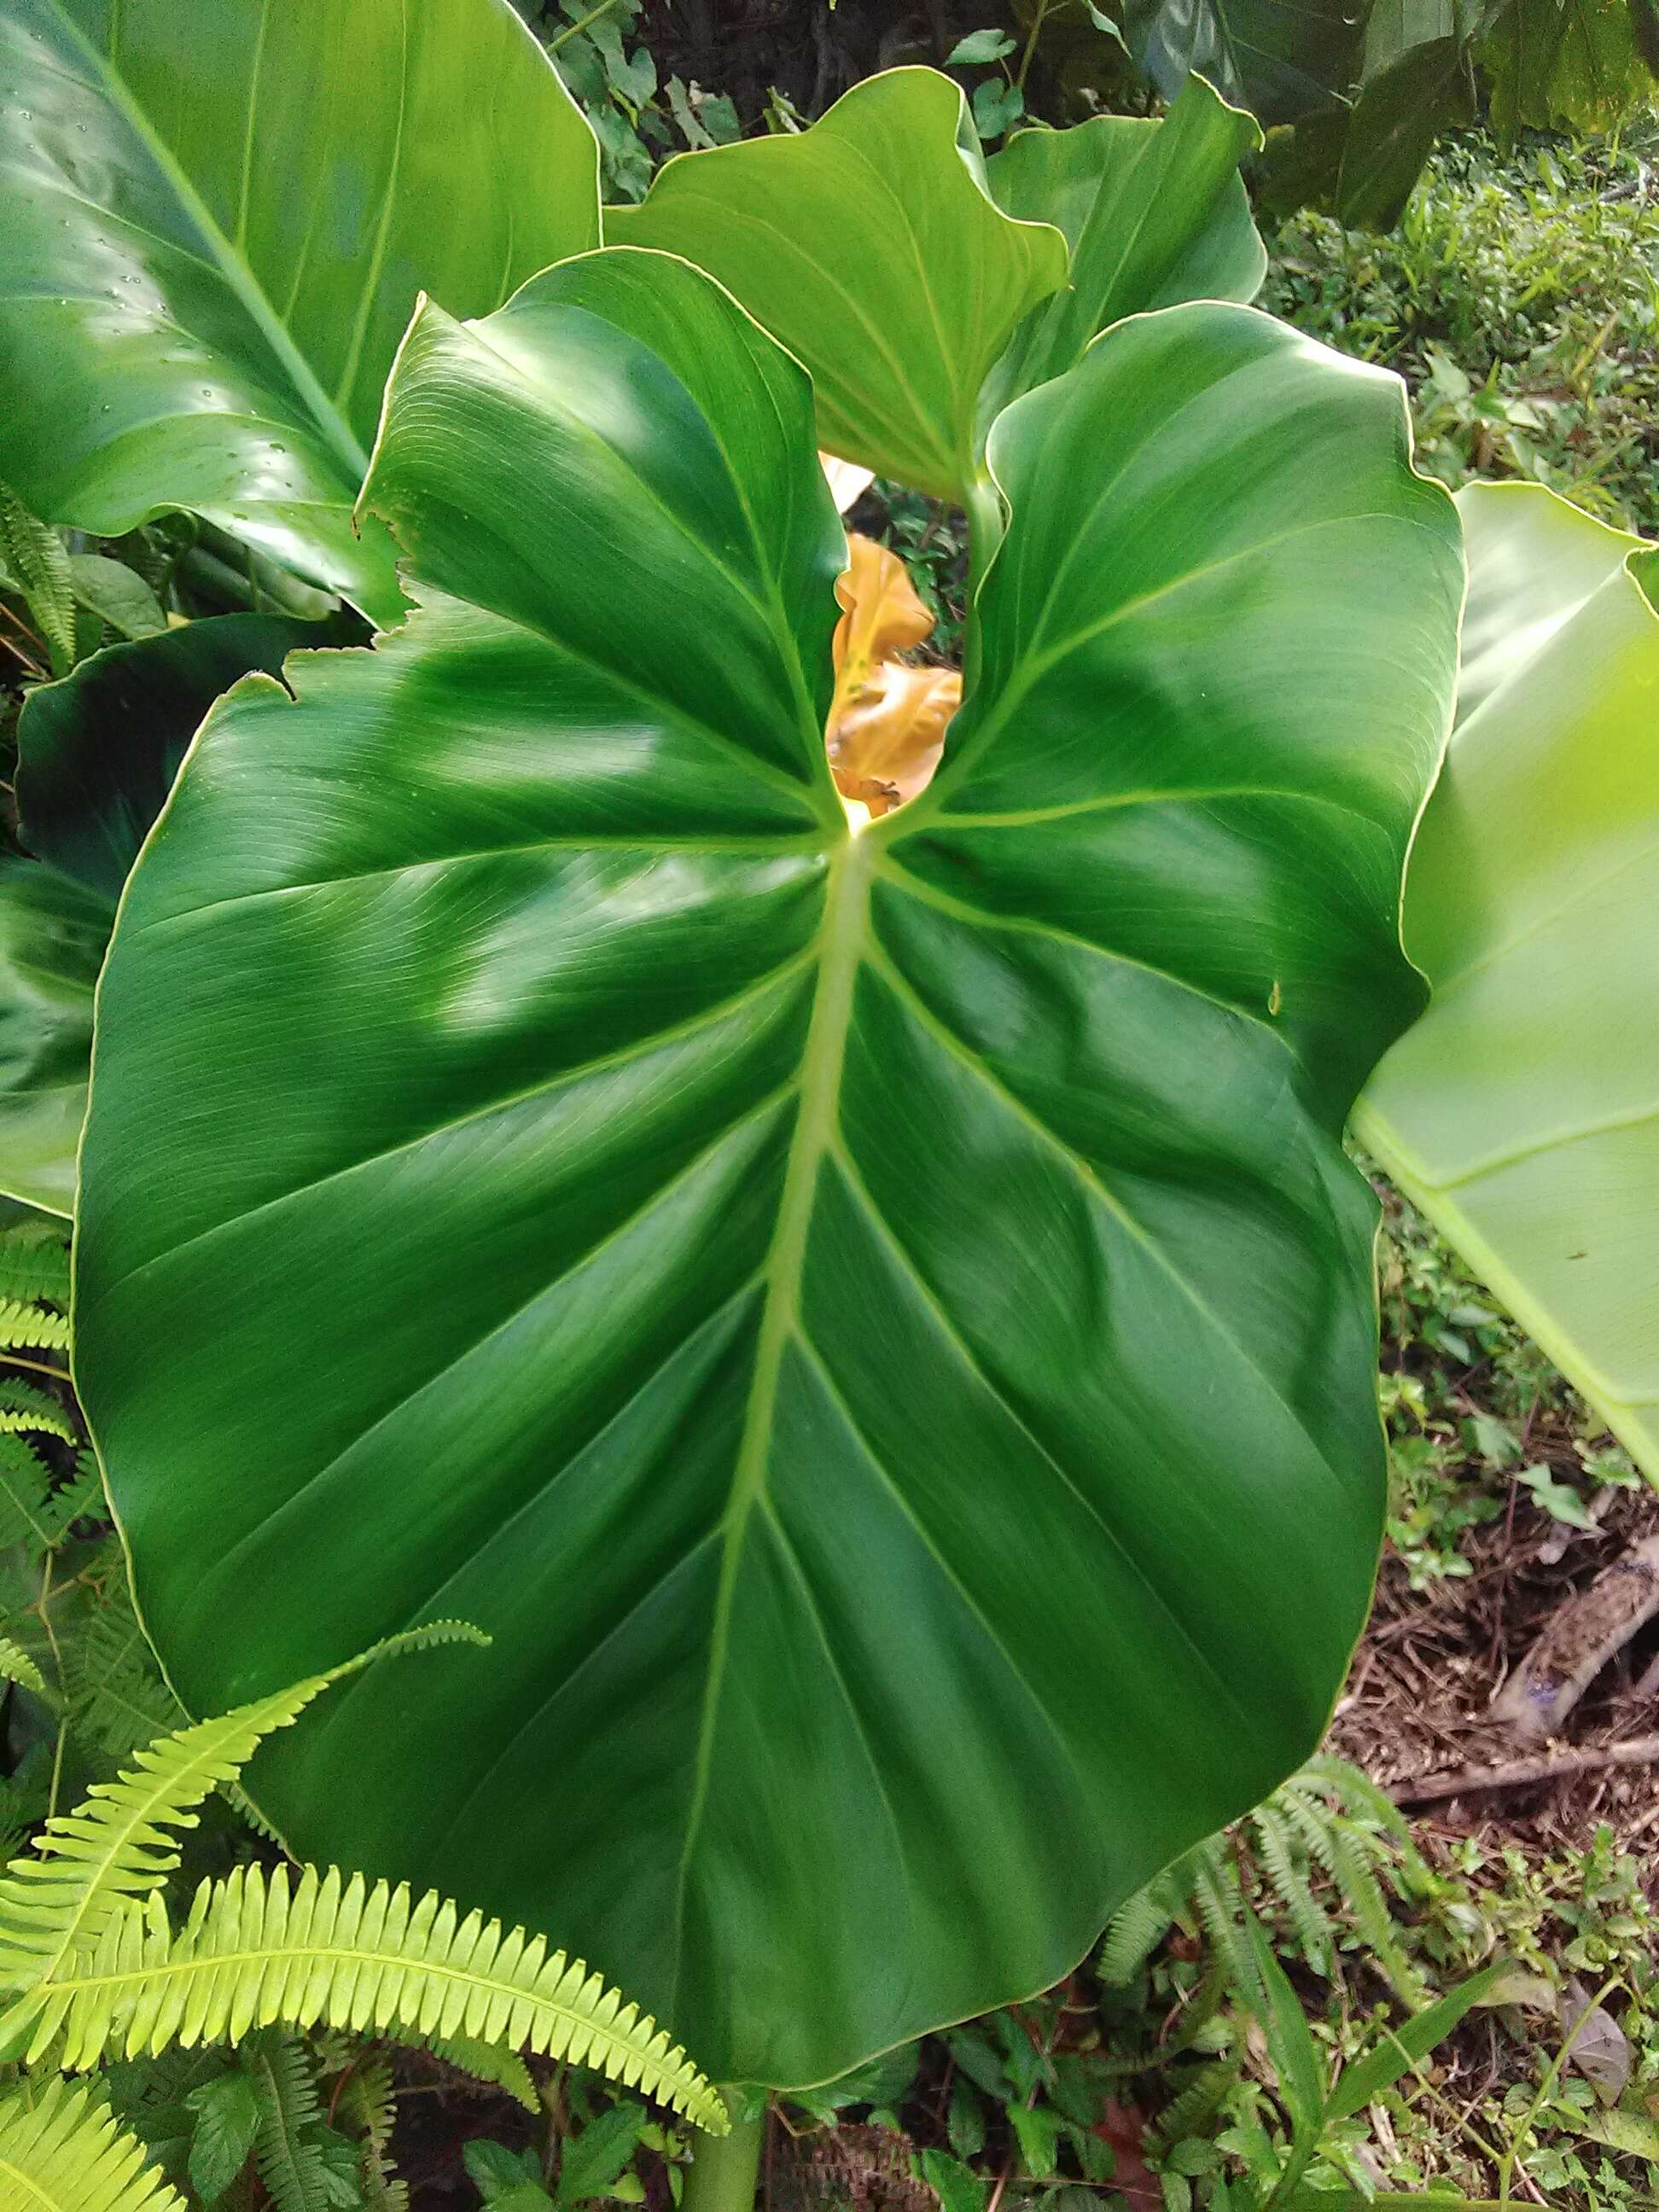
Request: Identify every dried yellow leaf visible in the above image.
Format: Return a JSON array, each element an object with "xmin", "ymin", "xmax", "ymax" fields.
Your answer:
[{"xmin": 825, "ymin": 533, "xmax": 957, "ymax": 816}]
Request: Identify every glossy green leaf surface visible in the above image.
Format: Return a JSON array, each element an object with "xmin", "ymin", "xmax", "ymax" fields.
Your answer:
[
  {"xmin": 604, "ymin": 68, "xmax": 1067, "ymax": 501},
  {"xmin": 982, "ymin": 76, "xmax": 1265, "ymax": 410},
  {"xmin": 76, "ymin": 256, "xmax": 1461, "ymax": 2087},
  {"xmin": 0, "ymin": 861, "xmax": 108, "ymax": 1216},
  {"xmin": 1357, "ymin": 484, "xmax": 1659, "ymax": 1482},
  {"xmin": 18, "ymin": 613, "xmax": 337, "ymax": 902},
  {"xmin": 0, "ymin": 0, "xmax": 599, "ymax": 620},
  {"xmin": 0, "ymin": 614, "xmax": 330, "ymax": 1214}
]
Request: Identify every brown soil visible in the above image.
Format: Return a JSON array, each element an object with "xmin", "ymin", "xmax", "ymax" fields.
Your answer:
[{"xmin": 1334, "ymin": 1481, "xmax": 1659, "ymax": 1873}]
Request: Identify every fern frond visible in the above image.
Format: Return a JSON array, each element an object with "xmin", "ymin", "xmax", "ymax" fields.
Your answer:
[
  {"xmin": 0, "ymin": 1433, "xmax": 56, "ymax": 1548},
  {"xmin": 245, "ymin": 2031, "xmax": 333, "ymax": 2212},
  {"xmin": 0, "ymin": 482, "xmax": 77, "ymax": 676},
  {"xmin": 340, "ymin": 2057, "xmax": 409, "ymax": 2212},
  {"xmin": 0, "ymin": 1379, "xmax": 77, "ymax": 1443},
  {"xmin": 39, "ymin": 1858, "xmax": 727, "ymax": 2129},
  {"xmin": 429, "ymin": 2032, "xmax": 541, "ymax": 2112},
  {"xmin": 0, "ymin": 2076, "xmax": 185, "ymax": 2210},
  {"xmin": 63, "ymin": 1586, "xmax": 183, "ymax": 1764},
  {"xmin": 1279, "ymin": 1789, "xmax": 1425, "ymax": 2004},
  {"xmin": 1152, "ymin": 2059, "xmax": 1239, "ymax": 2148},
  {"xmin": 0, "ymin": 1442, "xmax": 102, "ymax": 1556},
  {"xmin": 1299, "ymin": 1752, "xmax": 1435, "ymax": 1881},
  {"xmin": 0, "ymin": 1673, "xmax": 342, "ymax": 2010},
  {"xmin": 0, "ymin": 1635, "xmax": 45, "ymax": 1694},
  {"xmin": 0, "ymin": 1623, "xmax": 491, "ymax": 2020},
  {"xmin": 1190, "ymin": 1859, "xmax": 1253, "ymax": 1995},
  {"xmin": 0, "ymin": 1231, "xmax": 71, "ymax": 1308},
  {"xmin": 1097, "ymin": 1883, "xmax": 1173, "ymax": 1986},
  {"xmin": 0, "ymin": 1298, "xmax": 72, "ymax": 1353},
  {"xmin": 47, "ymin": 1452, "xmax": 108, "ymax": 1542},
  {"xmin": 1250, "ymin": 1802, "xmax": 1334, "ymax": 1979}
]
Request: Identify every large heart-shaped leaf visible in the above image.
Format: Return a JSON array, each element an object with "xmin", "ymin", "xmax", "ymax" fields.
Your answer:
[
  {"xmin": 0, "ymin": 0, "xmax": 598, "ymax": 621},
  {"xmin": 982, "ymin": 75, "xmax": 1265, "ymax": 408},
  {"xmin": 75, "ymin": 253, "xmax": 1460, "ymax": 2087},
  {"xmin": 0, "ymin": 614, "xmax": 330, "ymax": 1213},
  {"xmin": 604, "ymin": 68, "xmax": 1069, "ymax": 501},
  {"xmin": 607, "ymin": 69, "xmax": 1266, "ymax": 504},
  {"xmin": 1357, "ymin": 484, "xmax": 1659, "ymax": 1482}
]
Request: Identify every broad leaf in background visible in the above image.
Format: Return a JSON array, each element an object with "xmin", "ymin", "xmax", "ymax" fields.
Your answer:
[
  {"xmin": 0, "ymin": 614, "xmax": 333, "ymax": 1214},
  {"xmin": 0, "ymin": 864, "xmax": 108, "ymax": 1217},
  {"xmin": 0, "ymin": 0, "xmax": 599, "ymax": 622},
  {"xmin": 1254, "ymin": 0, "xmax": 1655, "ymax": 227},
  {"xmin": 606, "ymin": 68, "xmax": 1068, "ymax": 499},
  {"xmin": 1120, "ymin": 0, "xmax": 1366, "ymax": 125},
  {"xmin": 983, "ymin": 75, "xmax": 1265, "ymax": 408},
  {"xmin": 75, "ymin": 253, "xmax": 1459, "ymax": 2087},
  {"xmin": 1330, "ymin": 0, "xmax": 1481, "ymax": 230},
  {"xmin": 1356, "ymin": 483, "xmax": 1659, "ymax": 1484},
  {"xmin": 1483, "ymin": 0, "xmax": 1655, "ymax": 132}
]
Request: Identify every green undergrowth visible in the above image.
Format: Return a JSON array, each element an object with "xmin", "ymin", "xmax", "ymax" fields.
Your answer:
[
  {"xmin": 1263, "ymin": 127, "xmax": 1659, "ymax": 535},
  {"xmin": 4, "ymin": 1183, "xmax": 1657, "ymax": 2205},
  {"xmin": 1371, "ymin": 1167, "xmax": 1643, "ymax": 1590}
]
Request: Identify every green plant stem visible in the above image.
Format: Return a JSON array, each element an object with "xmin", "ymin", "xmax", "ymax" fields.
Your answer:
[
  {"xmin": 1496, "ymin": 1973, "xmax": 1623, "ymax": 2206},
  {"xmin": 546, "ymin": 0, "xmax": 625, "ymax": 52},
  {"xmin": 682, "ymin": 2096, "xmax": 765, "ymax": 2212},
  {"xmin": 963, "ymin": 472, "xmax": 1004, "ymax": 695},
  {"xmin": 2, "ymin": 1356, "xmax": 70, "ymax": 1384},
  {"xmin": 1016, "ymin": 0, "xmax": 1052, "ymax": 86}
]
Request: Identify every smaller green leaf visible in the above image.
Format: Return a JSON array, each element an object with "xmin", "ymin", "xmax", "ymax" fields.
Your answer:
[
  {"xmin": 66, "ymin": 557, "xmax": 166, "ymax": 643},
  {"xmin": 947, "ymin": 2078, "xmax": 986, "ymax": 2159},
  {"xmin": 916, "ymin": 2147, "xmax": 989, "ymax": 2212},
  {"xmin": 1237, "ymin": 1901, "xmax": 1325, "ymax": 2141},
  {"xmin": 972, "ymin": 79, "xmax": 1025, "ymax": 139},
  {"xmin": 187, "ymin": 2069, "xmax": 262, "ymax": 2203},
  {"xmin": 555, "ymin": 2104, "xmax": 649, "ymax": 2209},
  {"xmin": 949, "ymin": 28, "xmax": 1020, "ymax": 61},
  {"xmin": 467, "ymin": 2139, "xmax": 550, "ymax": 2207},
  {"xmin": 1517, "ymin": 1463, "xmax": 1596, "ymax": 1529},
  {"xmin": 1324, "ymin": 1965, "xmax": 1503, "ymax": 2122},
  {"xmin": 1008, "ymin": 2102, "xmax": 1065, "ymax": 2179},
  {"xmin": 985, "ymin": 76, "xmax": 1264, "ymax": 402},
  {"xmin": 430, "ymin": 2034, "xmax": 540, "ymax": 2112},
  {"xmin": 606, "ymin": 68, "xmax": 1066, "ymax": 498}
]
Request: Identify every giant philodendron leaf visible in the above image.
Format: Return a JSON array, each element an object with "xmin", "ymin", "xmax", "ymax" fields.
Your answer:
[
  {"xmin": 605, "ymin": 70, "xmax": 1266, "ymax": 503},
  {"xmin": 981, "ymin": 75, "xmax": 1266, "ymax": 413},
  {"xmin": 1357, "ymin": 484, "xmax": 1659, "ymax": 1482},
  {"xmin": 0, "ymin": 614, "xmax": 332, "ymax": 1214},
  {"xmin": 605, "ymin": 68, "xmax": 1066, "ymax": 502},
  {"xmin": 74, "ymin": 253, "xmax": 1462, "ymax": 2087},
  {"xmin": 0, "ymin": 0, "xmax": 598, "ymax": 623}
]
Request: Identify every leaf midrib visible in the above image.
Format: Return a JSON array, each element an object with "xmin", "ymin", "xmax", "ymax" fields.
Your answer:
[
  {"xmin": 670, "ymin": 830, "xmax": 871, "ymax": 1976},
  {"xmin": 43, "ymin": 0, "xmax": 370, "ymax": 484}
]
